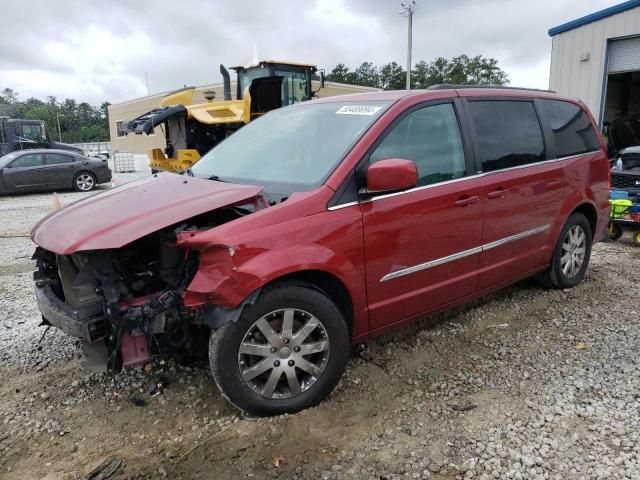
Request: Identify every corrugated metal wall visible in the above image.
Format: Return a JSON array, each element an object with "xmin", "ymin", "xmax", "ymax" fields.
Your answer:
[{"xmin": 549, "ymin": 6, "xmax": 640, "ymax": 122}]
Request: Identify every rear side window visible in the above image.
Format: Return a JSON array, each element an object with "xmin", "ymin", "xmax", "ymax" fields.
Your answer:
[
  {"xmin": 540, "ymin": 99, "xmax": 599, "ymax": 158},
  {"xmin": 468, "ymin": 101, "xmax": 545, "ymax": 172},
  {"xmin": 46, "ymin": 153, "xmax": 73, "ymax": 165}
]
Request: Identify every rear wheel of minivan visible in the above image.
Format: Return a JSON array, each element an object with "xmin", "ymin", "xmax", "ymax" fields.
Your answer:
[
  {"xmin": 536, "ymin": 212, "xmax": 592, "ymax": 289},
  {"xmin": 209, "ymin": 283, "xmax": 350, "ymax": 416}
]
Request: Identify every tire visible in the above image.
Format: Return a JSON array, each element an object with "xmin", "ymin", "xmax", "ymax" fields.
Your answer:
[
  {"xmin": 209, "ymin": 283, "xmax": 349, "ymax": 416},
  {"xmin": 536, "ymin": 212, "xmax": 592, "ymax": 289},
  {"xmin": 633, "ymin": 231, "xmax": 640, "ymax": 247},
  {"xmin": 73, "ymin": 172, "xmax": 96, "ymax": 192},
  {"xmin": 608, "ymin": 222, "xmax": 623, "ymax": 241}
]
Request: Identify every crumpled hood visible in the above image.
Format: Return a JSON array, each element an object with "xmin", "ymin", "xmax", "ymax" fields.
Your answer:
[{"xmin": 31, "ymin": 173, "xmax": 263, "ymax": 255}]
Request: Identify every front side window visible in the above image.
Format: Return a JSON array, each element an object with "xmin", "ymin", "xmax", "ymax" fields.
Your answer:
[
  {"xmin": 192, "ymin": 101, "xmax": 390, "ymax": 190},
  {"xmin": 46, "ymin": 153, "xmax": 73, "ymax": 165},
  {"xmin": 11, "ymin": 153, "xmax": 43, "ymax": 168},
  {"xmin": 369, "ymin": 103, "xmax": 466, "ymax": 186},
  {"xmin": 468, "ymin": 101, "xmax": 545, "ymax": 172},
  {"xmin": 541, "ymin": 99, "xmax": 599, "ymax": 157}
]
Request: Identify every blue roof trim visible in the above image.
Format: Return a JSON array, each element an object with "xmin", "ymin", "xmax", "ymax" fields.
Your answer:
[{"xmin": 548, "ymin": 0, "xmax": 640, "ymax": 36}]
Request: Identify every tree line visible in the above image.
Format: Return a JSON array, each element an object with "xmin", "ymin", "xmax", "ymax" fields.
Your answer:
[
  {"xmin": 0, "ymin": 88, "xmax": 110, "ymax": 144},
  {"xmin": 326, "ymin": 55, "xmax": 509, "ymax": 90}
]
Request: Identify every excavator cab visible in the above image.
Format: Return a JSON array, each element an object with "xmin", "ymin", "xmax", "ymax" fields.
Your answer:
[{"xmin": 123, "ymin": 60, "xmax": 323, "ymax": 173}]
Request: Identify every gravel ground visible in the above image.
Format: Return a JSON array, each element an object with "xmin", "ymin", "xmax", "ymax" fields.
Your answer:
[{"xmin": 1, "ymin": 181, "xmax": 639, "ymax": 479}]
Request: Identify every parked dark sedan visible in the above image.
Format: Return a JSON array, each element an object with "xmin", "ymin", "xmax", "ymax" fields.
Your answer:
[{"xmin": 0, "ymin": 149, "xmax": 112, "ymax": 194}]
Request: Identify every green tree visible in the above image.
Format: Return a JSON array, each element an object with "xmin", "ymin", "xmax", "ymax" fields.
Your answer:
[
  {"xmin": 0, "ymin": 89, "xmax": 110, "ymax": 143},
  {"xmin": 327, "ymin": 55, "xmax": 509, "ymax": 90},
  {"xmin": 327, "ymin": 64, "xmax": 352, "ymax": 84},
  {"xmin": 379, "ymin": 62, "xmax": 406, "ymax": 90},
  {"xmin": 1, "ymin": 88, "xmax": 18, "ymax": 103},
  {"xmin": 354, "ymin": 62, "xmax": 380, "ymax": 88},
  {"xmin": 412, "ymin": 55, "xmax": 509, "ymax": 88}
]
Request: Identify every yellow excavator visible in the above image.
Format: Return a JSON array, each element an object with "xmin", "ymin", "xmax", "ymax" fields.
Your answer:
[{"xmin": 123, "ymin": 61, "xmax": 324, "ymax": 173}]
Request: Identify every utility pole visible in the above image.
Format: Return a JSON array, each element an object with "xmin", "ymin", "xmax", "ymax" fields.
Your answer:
[
  {"xmin": 145, "ymin": 72, "xmax": 150, "ymax": 95},
  {"xmin": 56, "ymin": 111, "xmax": 62, "ymax": 142},
  {"xmin": 399, "ymin": 1, "xmax": 417, "ymax": 90}
]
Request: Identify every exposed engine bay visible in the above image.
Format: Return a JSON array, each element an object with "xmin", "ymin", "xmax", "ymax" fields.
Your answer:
[{"xmin": 32, "ymin": 205, "xmax": 251, "ymax": 372}]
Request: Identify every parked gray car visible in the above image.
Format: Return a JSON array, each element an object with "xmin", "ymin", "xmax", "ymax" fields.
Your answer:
[{"xmin": 0, "ymin": 149, "xmax": 112, "ymax": 194}]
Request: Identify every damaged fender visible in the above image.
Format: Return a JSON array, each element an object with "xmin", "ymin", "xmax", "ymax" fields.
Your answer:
[{"xmin": 179, "ymin": 239, "xmax": 361, "ymax": 316}]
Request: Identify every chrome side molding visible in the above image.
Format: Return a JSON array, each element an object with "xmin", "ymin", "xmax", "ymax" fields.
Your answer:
[{"xmin": 380, "ymin": 224, "xmax": 551, "ymax": 282}]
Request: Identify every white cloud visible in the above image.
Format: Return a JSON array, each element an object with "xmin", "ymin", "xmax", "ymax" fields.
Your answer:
[{"xmin": 0, "ymin": 0, "xmax": 625, "ymax": 104}]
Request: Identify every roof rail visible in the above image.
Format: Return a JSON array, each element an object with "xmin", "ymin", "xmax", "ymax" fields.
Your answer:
[{"xmin": 426, "ymin": 84, "xmax": 556, "ymax": 93}]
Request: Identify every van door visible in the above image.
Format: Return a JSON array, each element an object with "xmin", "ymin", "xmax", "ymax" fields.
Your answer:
[
  {"xmin": 465, "ymin": 99, "xmax": 563, "ymax": 290},
  {"xmin": 361, "ymin": 101, "xmax": 483, "ymax": 332}
]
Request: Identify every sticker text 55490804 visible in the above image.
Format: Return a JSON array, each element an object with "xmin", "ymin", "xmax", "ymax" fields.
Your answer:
[{"xmin": 335, "ymin": 105, "xmax": 383, "ymax": 116}]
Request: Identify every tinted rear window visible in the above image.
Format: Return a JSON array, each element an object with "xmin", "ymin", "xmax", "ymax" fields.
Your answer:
[
  {"xmin": 468, "ymin": 100, "xmax": 545, "ymax": 172},
  {"xmin": 540, "ymin": 100, "xmax": 599, "ymax": 158},
  {"xmin": 46, "ymin": 153, "xmax": 74, "ymax": 165}
]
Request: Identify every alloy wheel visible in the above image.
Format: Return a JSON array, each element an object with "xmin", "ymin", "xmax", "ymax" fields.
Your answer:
[
  {"xmin": 238, "ymin": 308, "xmax": 330, "ymax": 399},
  {"xmin": 561, "ymin": 224, "xmax": 586, "ymax": 278},
  {"xmin": 76, "ymin": 174, "xmax": 95, "ymax": 191}
]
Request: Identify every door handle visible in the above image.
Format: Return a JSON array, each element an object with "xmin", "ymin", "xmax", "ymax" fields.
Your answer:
[
  {"xmin": 454, "ymin": 195, "xmax": 479, "ymax": 207},
  {"xmin": 487, "ymin": 188, "xmax": 508, "ymax": 199}
]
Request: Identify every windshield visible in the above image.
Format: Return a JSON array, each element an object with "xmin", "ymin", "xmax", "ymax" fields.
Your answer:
[{"xmin": 191, "ymin": 101, "xmax": 390, "ymax": 191}]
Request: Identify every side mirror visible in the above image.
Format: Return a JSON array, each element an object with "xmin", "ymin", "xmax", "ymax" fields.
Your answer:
[{"xmin": 364, "ymin": 159, "xmax": 418, "ymax": 194}]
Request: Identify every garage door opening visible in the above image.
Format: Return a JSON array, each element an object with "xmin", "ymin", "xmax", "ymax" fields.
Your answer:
[
  {"xmin": 603, "ymin": 71, "xmax": 640, "ymax": 124},
  {"xmin": 603, "ymin": 36, "xmax": 640, "ymax": 125}
]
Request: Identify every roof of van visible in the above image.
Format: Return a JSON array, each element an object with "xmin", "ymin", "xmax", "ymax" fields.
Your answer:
[{"xmin": 311, "ymin": 86, "xmax": 577, "ymax": 104}]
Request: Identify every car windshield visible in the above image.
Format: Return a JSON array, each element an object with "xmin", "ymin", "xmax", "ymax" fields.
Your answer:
[{"xmin": 191, "ymin": 101, "xmax": 390, "ymax": 192}]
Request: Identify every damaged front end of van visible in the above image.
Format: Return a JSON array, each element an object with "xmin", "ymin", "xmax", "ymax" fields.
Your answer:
[{"xmin": 31, "ymin": 173, "xmax": 266, "ymax": 372}]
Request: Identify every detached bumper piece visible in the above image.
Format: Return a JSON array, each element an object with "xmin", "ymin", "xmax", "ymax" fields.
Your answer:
[{"xmin": 34, "ymin": 272, "xmax": 106, "ymax": 344}]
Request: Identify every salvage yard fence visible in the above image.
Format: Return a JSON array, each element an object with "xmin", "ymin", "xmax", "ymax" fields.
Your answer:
[{"xmin": 72, "ymin": 142, "xmax": 112, "ymax": 158}]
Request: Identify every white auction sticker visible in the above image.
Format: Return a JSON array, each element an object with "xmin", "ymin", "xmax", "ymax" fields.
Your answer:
[{"xmin": 335, "ymin": 105, "xmax": 382, "ymax": 116}]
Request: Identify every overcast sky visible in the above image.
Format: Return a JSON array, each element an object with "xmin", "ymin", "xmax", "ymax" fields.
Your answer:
[{"xmin": 0, "ymin": 0, "xmax": 622, "ymax": 105}]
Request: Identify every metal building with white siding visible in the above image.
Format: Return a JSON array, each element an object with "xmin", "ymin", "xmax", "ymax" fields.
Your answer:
[{"xmin": 549, "ymin": 0, "xmax": 640, "ymax": 126}]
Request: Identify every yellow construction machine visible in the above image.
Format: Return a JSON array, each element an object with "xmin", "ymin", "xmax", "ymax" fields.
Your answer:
[{"xmin": 123, "ymin": 61, "xmax": 324, "ymax": 173}]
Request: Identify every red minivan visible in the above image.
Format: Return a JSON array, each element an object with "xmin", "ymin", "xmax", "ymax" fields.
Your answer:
[{"xmin": 31, "ymin": 87, "xmax": 610, "ymax": 415}]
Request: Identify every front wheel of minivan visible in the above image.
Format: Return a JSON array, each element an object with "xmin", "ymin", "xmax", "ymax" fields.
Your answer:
[
  {"xmin": 536, "ymin": 212, "xmax": 592, "ymax": 289},
  {"xmin": 209, "ymin": 283, "xmax": 350, "ymax": 416}
]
